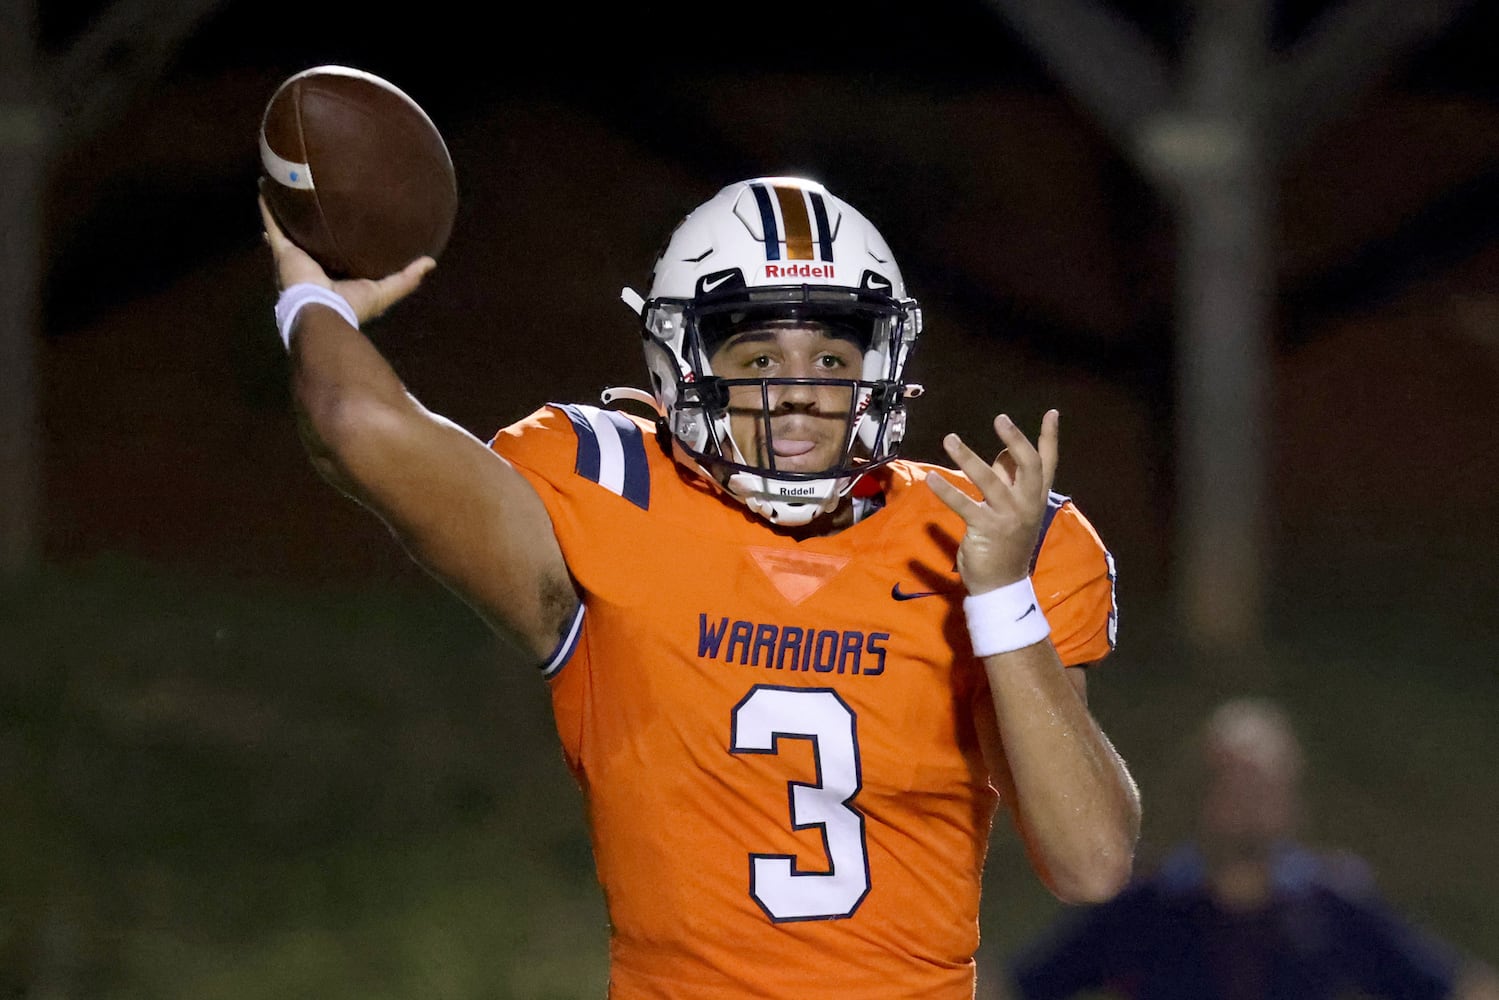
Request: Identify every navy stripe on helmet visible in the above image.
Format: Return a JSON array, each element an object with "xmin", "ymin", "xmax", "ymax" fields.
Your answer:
[
  {"xmin": 808, "ymin": 191, "xmax": 833, "ymax": 262},
  {"xmin": 750, "ymin": 183, "xmax": 780, "ymax": 261}
]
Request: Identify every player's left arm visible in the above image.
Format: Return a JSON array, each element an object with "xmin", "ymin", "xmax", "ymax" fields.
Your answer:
[{"xmin": 927, "ymin": 411, "xmax": 1140, "ymax": 904}]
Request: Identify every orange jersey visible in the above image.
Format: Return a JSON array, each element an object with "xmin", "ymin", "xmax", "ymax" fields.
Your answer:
[{"xmin": 489, "ymin": 403, "xmax": 1118, "ymax": 1000}]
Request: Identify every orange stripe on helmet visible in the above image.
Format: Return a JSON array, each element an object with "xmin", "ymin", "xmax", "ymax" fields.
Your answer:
[{"xmin": 773, "ymin": 185, "xmax": 815, "ymax": 261}]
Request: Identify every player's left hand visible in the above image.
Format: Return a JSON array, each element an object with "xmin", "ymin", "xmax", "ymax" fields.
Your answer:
[{"xmin": 925, "ymin": 410, "xmax": 1059, "ymax": 595}]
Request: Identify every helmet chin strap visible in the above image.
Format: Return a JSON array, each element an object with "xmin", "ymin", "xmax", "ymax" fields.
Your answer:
[{"xmin": 729, "ymin": 472, "xmax": 843, "ymax": 526}]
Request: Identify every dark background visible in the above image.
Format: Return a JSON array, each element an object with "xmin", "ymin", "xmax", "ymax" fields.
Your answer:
[
  {"xmin": 5, "ymin": 0, "xmax": 1498, "ymax": 996},
  {"xmin": 35, "ymin": 0, "xmax": 1499, "ymax": 594}
]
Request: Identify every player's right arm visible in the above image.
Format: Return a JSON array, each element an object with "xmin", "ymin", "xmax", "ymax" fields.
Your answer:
[{"xmin": 259, "ymin": 195, "xmax": 577, "ymax": 661}]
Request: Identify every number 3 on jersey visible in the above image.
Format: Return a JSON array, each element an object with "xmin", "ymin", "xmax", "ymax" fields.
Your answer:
[{"xmin": 730, "ymin": 685, "xmax": 871, "ymax": 922}]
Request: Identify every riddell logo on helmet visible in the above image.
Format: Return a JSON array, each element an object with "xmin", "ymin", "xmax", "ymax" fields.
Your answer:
[
  {"xmin": 764, "ymin": 263, "xmax": 835, "ymax": 279},
  {"xmin": 778, "ymin": 486, "xmax": 817, "ymax": 496}
]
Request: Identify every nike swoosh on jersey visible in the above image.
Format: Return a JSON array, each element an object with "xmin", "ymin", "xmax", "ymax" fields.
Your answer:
[{"xmin": 891, "ymin": 583, "xmax": 943, "ymax": 601}]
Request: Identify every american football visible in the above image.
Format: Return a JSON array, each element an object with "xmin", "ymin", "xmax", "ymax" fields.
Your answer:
[{"xmin": 258, "ymin": 65, "xmax": 457, "ymax": 280}]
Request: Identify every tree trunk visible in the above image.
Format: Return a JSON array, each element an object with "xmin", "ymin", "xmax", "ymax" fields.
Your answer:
[{"xmin": 0, "ymin": 0, "xmax": 44, "ymax": 580}]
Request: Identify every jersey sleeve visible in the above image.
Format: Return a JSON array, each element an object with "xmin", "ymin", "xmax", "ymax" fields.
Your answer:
[
  {"xmin": 1031, "ymin": 493, "xmax": 1118, "ymax": 667},
  {"xmin": 489, "ymin": 404, "xmax": 656, "ymax": 757}
]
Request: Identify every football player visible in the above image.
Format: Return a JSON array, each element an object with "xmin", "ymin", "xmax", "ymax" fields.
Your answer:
[{"xmin": 259, "ymin": 176, "xmax": 1140, "ymax": 999}]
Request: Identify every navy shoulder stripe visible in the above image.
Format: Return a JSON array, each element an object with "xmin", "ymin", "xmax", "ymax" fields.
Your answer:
[
  {"xmin": 557, "ymin": 403, "xmax": 651, "ymax": 510},
  {"xmin": 1028, "ymin": 490, "xmax": 1070, "ymax": 572},
  {"xmin": 1028, "ymin": 491, "xmax": 1120, "ymax": 653},
  {"xmin": 1105, "ymin": 549, "xmax": 1119, "ymax": 651}
]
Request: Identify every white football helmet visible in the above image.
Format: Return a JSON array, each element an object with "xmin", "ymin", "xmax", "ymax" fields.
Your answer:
[{"xmin": 612, "ymin": 177, "xmax": 924, "ymax": 526}]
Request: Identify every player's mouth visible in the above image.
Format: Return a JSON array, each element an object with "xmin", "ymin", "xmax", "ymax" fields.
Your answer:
[
  {"xmin": 767, "ymin": 426, "xmax": 839, "ymax": 471},
  {"xmin": 772, "ymin": 439, "xmax": 817, "ymax": 458}
]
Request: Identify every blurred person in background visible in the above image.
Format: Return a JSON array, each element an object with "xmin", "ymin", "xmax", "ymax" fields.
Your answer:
[
  {"xmin": 257, "ymin": 175, "xmax": 1140, "ymax": 999},
  {"xmin": 1006, "ymin": 696, "xmax": 1499, "ymax": 1000}
]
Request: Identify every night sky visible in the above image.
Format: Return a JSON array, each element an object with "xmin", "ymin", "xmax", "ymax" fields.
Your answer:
[
  {"xmin": 24, "ymin": 0, "xmax": 1499, "ymax": 592},
  {"xmin": 36, "ymin": 0, "xmax": 1499, "ymax": 337}
]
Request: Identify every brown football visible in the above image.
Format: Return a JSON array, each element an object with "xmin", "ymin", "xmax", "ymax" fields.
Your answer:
[{"xmin": 258, "ymin": 65, "xmax": 457, "ymax": 279}]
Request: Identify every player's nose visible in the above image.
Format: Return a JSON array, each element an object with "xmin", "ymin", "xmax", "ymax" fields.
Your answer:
[{"xmin": 768, "ymin": 374, "xmax": 819, "ymax": 412}]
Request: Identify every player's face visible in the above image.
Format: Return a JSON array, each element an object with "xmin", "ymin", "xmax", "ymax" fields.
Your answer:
[{"xmin": 709, "ymin": 320, "xmax": 863, "ymax": 474}]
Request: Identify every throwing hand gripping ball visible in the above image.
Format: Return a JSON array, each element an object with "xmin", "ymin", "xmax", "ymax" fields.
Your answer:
[{"xmin": 258, "ymin": 65, "xmax": 458, "ymax": 279}]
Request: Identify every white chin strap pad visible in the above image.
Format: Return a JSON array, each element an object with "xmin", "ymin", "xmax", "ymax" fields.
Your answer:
[{"xmin": 729, "ymin": 472, "xmax": 841, "ymax": 526}]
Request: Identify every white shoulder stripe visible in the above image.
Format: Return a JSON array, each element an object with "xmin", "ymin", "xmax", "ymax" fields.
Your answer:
[{"xmin": 585, "ymin": 406, "xmax": 628, "ymax": 499}]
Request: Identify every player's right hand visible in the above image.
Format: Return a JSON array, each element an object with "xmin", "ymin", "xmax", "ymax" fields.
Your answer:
[{"xmin": 258, "ymin": 188, "xmax": 434, "ymax": 324}]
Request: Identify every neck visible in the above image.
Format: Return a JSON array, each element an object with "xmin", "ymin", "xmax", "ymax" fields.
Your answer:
[{"xmin": 827, "ymin": 497, "xmax": 859, "ymax": 532}]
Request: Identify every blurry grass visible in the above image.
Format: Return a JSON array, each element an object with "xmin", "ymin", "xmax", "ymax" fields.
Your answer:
[
  {"xmin": 2, "ymin": 552, "xmax": 1495, "ymax": 998},
  {"xmin": 0, "ymin": 555, "xmax": 606, "ymax": 999},
  {"xmin": 113, "ymin": 825, "xmax": 609, "ymax": 1000}
]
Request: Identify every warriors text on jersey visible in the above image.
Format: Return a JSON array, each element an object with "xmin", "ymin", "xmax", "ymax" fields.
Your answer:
[{"xmin": 488, "ymin": 403, "xmax": 1119, "ymax": 1000}]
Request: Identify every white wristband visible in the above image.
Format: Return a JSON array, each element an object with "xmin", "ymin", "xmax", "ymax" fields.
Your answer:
[
  {"xmin": 274, "ymin": 283, "xmax": 358, "ymax": 350},
  {"xmin": 964, "ymin": 577, "xmax": 1052, "ymax": 658}
]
